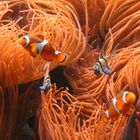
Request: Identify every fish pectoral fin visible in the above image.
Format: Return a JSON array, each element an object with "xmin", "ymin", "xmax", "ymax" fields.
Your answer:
[
  {"xmin": 30, "ymin": 52, "xmax": 36, "ymax": 57},
  {"xmin": 51, "ymin": 44, "xmax": 57, "ymax": 51},
  {"xmin": 39, "ymin": 85, "xmax": 50, "ymax": 91},
  {"xmin": 103, "ymin": 67, "xmax": 112, "ymax": 75},
  {"xmin": 39, "ymin": 85, "xmax": 46, "ymax": 91},
  {"xmin": 125, "ymin": 108, "xmax": 132, "ymax": 116},
  {"xmin": 30, "ymin": 43, "xmax": 37, "ymax": 53},
  {"xmin": 54, "ymin": 53, "xmax": 66, "ymax": 63}
]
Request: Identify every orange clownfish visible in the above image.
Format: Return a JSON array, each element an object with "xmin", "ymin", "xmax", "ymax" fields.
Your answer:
[
  {"xmin": 18, "ymin": 35, "xmax": 66, "ymax": 63},
  {"xmin": 102, "ymin": 91, "xmax": 136, "ymax": 123}
]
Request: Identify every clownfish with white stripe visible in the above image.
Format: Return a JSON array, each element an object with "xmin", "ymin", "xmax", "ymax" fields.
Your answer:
[
  {"xmin": 18, "ymin": 34, "xmax": 66, "ymax": 63},
  {"xmin": 102, "ymin": 91, "xmax": 136, "ymax": 123}
]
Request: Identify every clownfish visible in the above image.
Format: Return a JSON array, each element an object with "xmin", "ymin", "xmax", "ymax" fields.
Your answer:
[
  {"xmin": 39, "ymin": 70, "xmax": 51, "ymax": 91},
  {"xmin": 102, "ymin": 91, "xmax": 136, "ymax": 123},
  {"xmin": 92, "ymin": 52, "xmax": 112, "ymax": 75},
  {"xmin": 18, "ymin": 35, "xmax": 66, "ymax": 63}
]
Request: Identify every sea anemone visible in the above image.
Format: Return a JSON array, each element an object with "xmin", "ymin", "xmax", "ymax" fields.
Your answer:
[{"xmin": 0, "ymin": 0, "xmax": 140, "ymax": 140}]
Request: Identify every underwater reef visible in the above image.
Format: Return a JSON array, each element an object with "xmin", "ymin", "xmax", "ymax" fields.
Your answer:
[{"xmin": 0, "ymin": 0, "xmax": 140, "ymax": 139}]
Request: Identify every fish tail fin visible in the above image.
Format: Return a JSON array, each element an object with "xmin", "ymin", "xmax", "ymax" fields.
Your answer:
[
  {"xmin": 102, "ymin": 111, "xmax": 109, "ymax": 123},
  {"xmin": 39, "ymin": 85, "xmax": 50, "ymax": 91},
  {"xmin": 54, "ymin": 52, "xmax": 66, "ymax": 63},
  {"xmin": 103, "ymin": 67, "xmax": 112, "ymax": 75}
]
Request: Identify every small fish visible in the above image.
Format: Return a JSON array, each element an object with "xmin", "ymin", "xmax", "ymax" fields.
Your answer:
[
  {"xmin": 18, "ymin": 35, "xmax": 66, "ymax": 63},
  {"xmin": 92, "ymin": 52, "xmax": 112, "ymax": 75},
  {"xmin": 39, "ymin": 70, "xmax": 51, "ymax": 91},
  {"xmin": 102, "ymin": 91, "xmax": 136, "ymax": 123},
  {"xmin": 90, "ymin": 28, "xmax": 114, "ymax": 75}
]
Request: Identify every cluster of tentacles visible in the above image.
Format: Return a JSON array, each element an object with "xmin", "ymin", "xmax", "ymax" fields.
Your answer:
[{"xmin": 0, "ymin": 0, "xmax": 140, "ymax": 140}]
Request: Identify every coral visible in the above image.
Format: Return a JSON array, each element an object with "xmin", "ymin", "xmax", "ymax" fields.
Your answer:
[{"xmin": 38, "ymin": 85, "xmax": 128, "ymax": 140}]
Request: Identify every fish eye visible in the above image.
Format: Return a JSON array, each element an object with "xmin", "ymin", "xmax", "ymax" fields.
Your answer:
[
  {"xmin": 93, "ymin": 65, "xmax": 100, "ymax": 74},
  {"xmin": 18, "ymin": 34, "xmax": 23, "ymax": 38},
  {"xmin": 36, "ymin": 49, "xmax": 39, "ymax": 54},
  {"xmin": 93, "ymin": 65, "xmax": 98, "ymax": 70}
]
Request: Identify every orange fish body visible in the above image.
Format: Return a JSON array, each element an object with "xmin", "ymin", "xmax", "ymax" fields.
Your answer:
[
  {"xmin": 18, "ymin": 35, "xmax": 66, "ymax": 63},
  {"xmin": 102, "ymin": 91, "xmax": 136, "ymax": 123}
]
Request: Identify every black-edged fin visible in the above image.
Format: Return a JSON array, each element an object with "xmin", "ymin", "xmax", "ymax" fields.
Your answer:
[
  {"xmin": 36, "ymin": 34, "xmax": 45, "ymax": 41},
  {"xmin": 28, "ymin": 34, "xmax": 44, "ymax": 43},
  {"xmin": 60, "ymin": 53, "xmax": 66, "ymax": 63},
  {"xmin": 99, "ymin": 51, "xmax": 103, "ymax": 59},
  {"xmin": 105, "ymin": 53, "xmax": 113, "ymax": 61},
  {"xmin": 39, "ymin": 85, "xmax": 50, "ymax": 91},
  {"xmin": 54, "ymin": 51, "xmax": 66, "ymax": 63}
]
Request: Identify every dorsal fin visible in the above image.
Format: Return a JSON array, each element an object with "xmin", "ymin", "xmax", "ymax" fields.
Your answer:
[
  {"xmin": 106, "ymin": 99, "xmax": 112, "ymax": 109},
  {"xmin": 99, "ymin": 51, "xmax": 103, "ymax": 59},
  {"xmin": 36, "ymin": 34, "xmax": 44, "ymax": 40},
  {"xmin": 29, "ymin": 34, "xmax": 44, "ymax": 43},
  {"xmin": 105, "ymin": 53, "xmax": 113, "ymax": 61}
]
